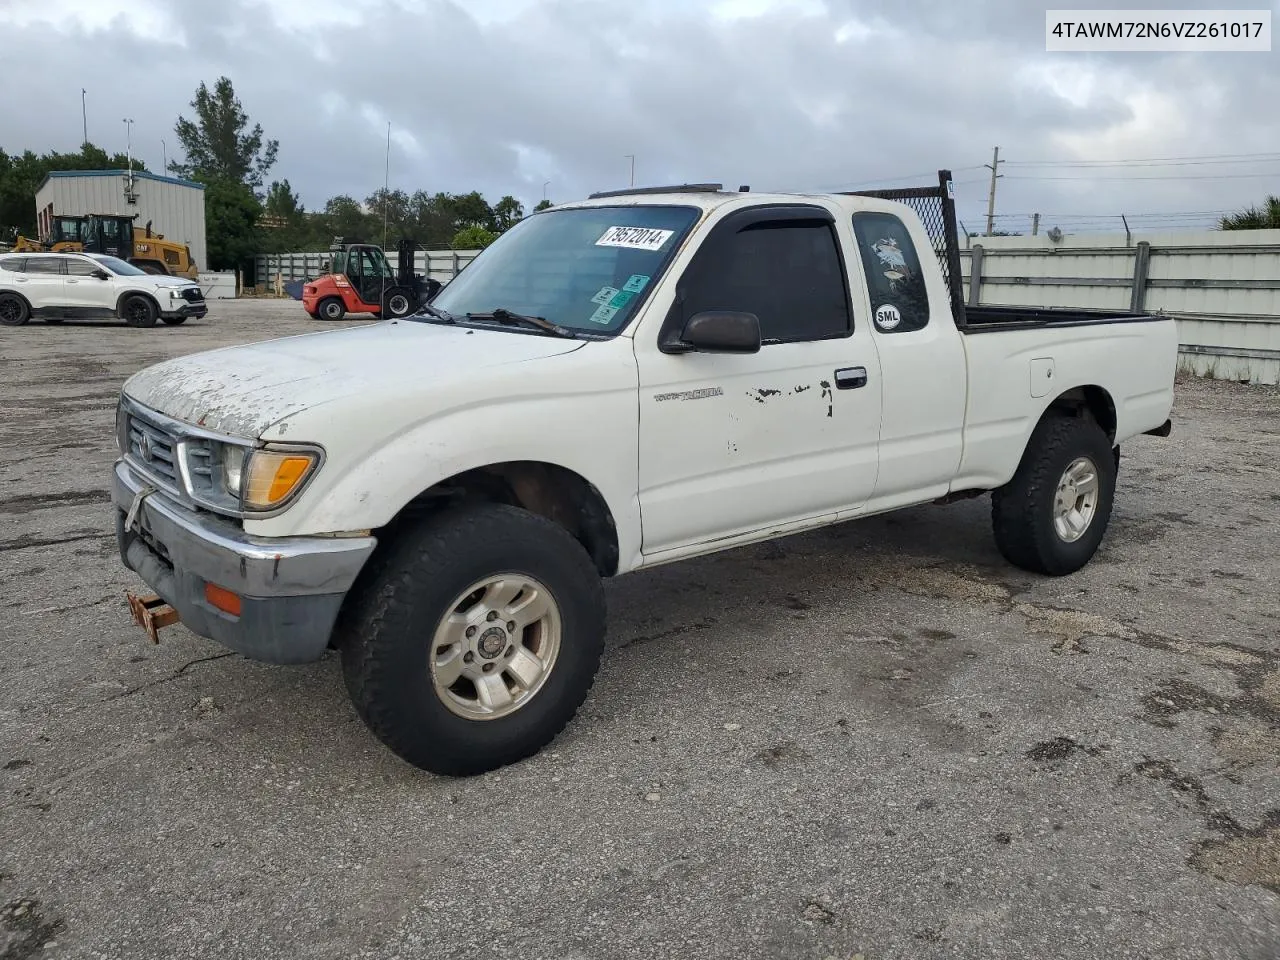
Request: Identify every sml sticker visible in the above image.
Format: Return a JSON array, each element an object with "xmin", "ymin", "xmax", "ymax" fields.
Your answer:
[
  {"xmin": 588, "ymin": 303, "xmax": 619, "ymax": 324},
  {"xmin": 623, "ymin": 274, "xmax": 650, "ymax": 294},
  {"xmin": 874, "ymin": 303, "xmax": 902, "ymax": 331},
  {"xmin": 596, "ymin": 227, "xmax": 674, "ymax": 251},
  {"xmin": 591, "ymin": 286, "xmax": 619, "ymax": 305}
]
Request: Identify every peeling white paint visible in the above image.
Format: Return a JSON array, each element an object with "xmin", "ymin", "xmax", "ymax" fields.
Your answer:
[{"xmin": 123, "ymin": 321, "xmax": 584, "ymax": 438}]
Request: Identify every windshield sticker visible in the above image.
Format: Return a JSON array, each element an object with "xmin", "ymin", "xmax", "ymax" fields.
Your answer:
[
  {"xmin": 623, "ymin": 274, "xmax": 650, "ymax": 294},
  {"xmin": 871, "ymin": 237, "xmax": 908, "ymax": 282},
  {"xmin": 588, "ymin": 303, "xmax": 619, "ymax": 325},
  {"xmin": 874, "ymin": 303, "xmax": 902, "ymax": 331},
  {"xmin": 608, "ymin": 289, "xmax": 635, "ymax": 309},
  {"xmin": 591, "ymin": 286, "xmax": 619, "ymax": 305},
  {"xmin": 596, "ymin": 226, "xmax": 674, "ymax": 251}
]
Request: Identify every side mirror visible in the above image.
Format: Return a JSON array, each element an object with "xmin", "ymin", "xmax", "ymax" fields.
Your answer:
[
  {"xmin": 679, "ymin": 311, "xmax": 761, "ymax": 353},
  {"xmin": 92, "ymin": 269, "xmax": 110, "ymax": 280}
]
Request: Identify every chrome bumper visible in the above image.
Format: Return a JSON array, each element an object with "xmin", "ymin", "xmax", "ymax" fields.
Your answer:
[{"xmin": 112, "ymin": 459, "xmax": 376, "ymax": 664}]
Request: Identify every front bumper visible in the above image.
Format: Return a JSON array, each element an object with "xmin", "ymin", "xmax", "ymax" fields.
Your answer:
[
  {"xmin": 112, "ymin": 460, "xmax": 376, "ymax": 664},
  {"xmin": 159, "ymin": 301, "xmax": 208, "ymax": 320}
]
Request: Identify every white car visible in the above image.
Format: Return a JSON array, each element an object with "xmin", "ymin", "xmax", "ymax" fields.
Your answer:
[
  {"xmin": 0, "ymin": 251, "xmax": 206, "ymax": 327},
  {"xmin": 111, "ymin": 171, "xmax": 1177, "ymax": 776}
]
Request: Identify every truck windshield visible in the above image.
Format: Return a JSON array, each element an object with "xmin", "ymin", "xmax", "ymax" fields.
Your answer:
[{"xmin": 431, "ymin": 205, "xmax": 701, "ymax": 334}]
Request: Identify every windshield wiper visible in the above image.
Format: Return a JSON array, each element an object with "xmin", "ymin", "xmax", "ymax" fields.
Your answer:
[
  {"xmin": 467, "ymin": 308, "xmax": 577, "ymax": 339},
  {"xmin": 411, "ymin": 302, "xmax": 457, "ymax": 324}
]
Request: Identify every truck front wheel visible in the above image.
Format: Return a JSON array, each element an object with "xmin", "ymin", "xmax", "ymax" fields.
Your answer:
[
  {"xmin": 991, "ymin": 413, "xmax": 1116, "ymax": 576},
  {"xmin": 338, "ymin": 504, "xmax": 607, "ymax": 776}
]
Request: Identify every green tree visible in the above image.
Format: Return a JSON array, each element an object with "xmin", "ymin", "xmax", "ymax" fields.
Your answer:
[
  {"xmin": 452, "ymin": 225, "xmax": 497, "ymax": 249},
  {"xmin": 0, "ymin": 143, "xmax": 142, "ymax": 238},
  {"xmin": 265, "ymin": 179, "xmax": 303, "ymax": 219},
  {"xmin": 321, "ymin": 195, "xmax": 370, "ymax": 242},
  {"xmin": 492, "ymin": 195, "xmax": 525, "ymax": 231},
  {"xmin": 1221, "ymin": 196, "xmax": 1280, "ymax": 229},
  {"xmin": 203, "ymin": 178, "xmax": 261, "ymax": 271},
  {"xmin": 170, "ymin": 77, "xmax": 279, "ymax": 192},
  {"xmin": 447, "ymin": 191, "xmax": 497, "ymax": 231},
  {"xmin": 533, "ymin": 199, "xmax": 553, "ymax": 212}
]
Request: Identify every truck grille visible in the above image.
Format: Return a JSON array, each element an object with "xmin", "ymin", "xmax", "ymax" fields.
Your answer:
[
  {"xmin": 126, "ymin": 412, "xmax": 180, "ymax": 486},
  {"xmin": 124, "ymin": 408, "xmax": 213, "ymax": 494}
]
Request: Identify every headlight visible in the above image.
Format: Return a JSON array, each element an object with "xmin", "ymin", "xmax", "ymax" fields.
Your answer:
[
  {"xmin": 170, "ymin": 288, "xmax": 187, "ymax": 299},
  {"xmin": 220, "ymin": 444, "xmax": 246, "ymax": 497},
  {"xmin": 242, "ymin": 448, "xmax": 321, "ymax": 511}
]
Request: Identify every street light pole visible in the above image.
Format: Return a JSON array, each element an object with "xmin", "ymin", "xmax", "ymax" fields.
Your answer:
[
  {"xmin": 542, "ymin": 180, "xmax": 550, "ymax": 203},
  {"xmin": 624, "ymin": 154, "xmax": 634, "ymax": 187}
]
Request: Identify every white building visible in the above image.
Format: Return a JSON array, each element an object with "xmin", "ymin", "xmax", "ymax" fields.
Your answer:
[{"xmin": 35, "ymin": 169, "xmax": 207, "ymax": 272}]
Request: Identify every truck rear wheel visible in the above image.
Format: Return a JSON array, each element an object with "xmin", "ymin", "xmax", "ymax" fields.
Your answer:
[
  {"xmin": 991, "ymin": 413, "xmax": 1116, "ymax": 576},
  {"xmin": 317, "ymin": 297, "xmax": 345, "ymax": 321},
  {"xmin": 338, "ymin": 504, "xmax": 607, "ymax": 776}
]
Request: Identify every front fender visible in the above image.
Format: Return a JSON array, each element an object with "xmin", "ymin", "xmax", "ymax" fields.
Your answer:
[{"xmin": 242, "ymin": 339, "xmax": 644, "ymax": 570}]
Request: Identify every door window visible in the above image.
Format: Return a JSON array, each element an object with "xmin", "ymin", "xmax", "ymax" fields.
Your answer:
[
  {"xmin": 25, "ymin": 257, "xmax": 65, "ymax": 275},
  {"xmin": 852, "ymin": 212, "xmax": 930, "ymax": 334},
  {"xmin": 65, "ymin": 258, "xmax": 101, "ymax": 276},
  {"xmin": 678, "ymin": 214, "xmax": 851, "ymax": 344},
  {"xmin": 0, "ymin": 257, "xmax": 24, "ymax": 273}
]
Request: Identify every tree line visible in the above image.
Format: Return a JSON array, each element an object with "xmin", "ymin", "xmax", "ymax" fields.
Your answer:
[{"xmin": 1, "ymin": 76, "xmax": 551, "ymax": 273}]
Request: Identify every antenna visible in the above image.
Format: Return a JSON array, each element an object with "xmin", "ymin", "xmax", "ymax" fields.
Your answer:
[
  {"xmin": 122, "ymin": 118, "xmax": 137, "ymax": 204},
  {"xmin": 382, "ymin": 121, "xmax": 391, "ymax": 310}
]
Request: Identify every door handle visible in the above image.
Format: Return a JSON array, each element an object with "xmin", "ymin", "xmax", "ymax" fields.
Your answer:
[
  {"xmin": 834, "ymin": 366, "xmax": 868, "ymax": 390},
  {"xmin": 67, "ymin": 279, "xmax": 79, "ymax": 284}
]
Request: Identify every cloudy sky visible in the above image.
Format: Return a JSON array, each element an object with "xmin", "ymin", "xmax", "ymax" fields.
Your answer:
[{"xmin": 1, "ymin": 0, "xmax": 1278, "ymax": 234}]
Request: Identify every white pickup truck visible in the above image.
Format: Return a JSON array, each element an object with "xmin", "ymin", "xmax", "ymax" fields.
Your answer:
[{"xmin": 112, "ymin": 171, "xmax": 1177, "ymax": 775}]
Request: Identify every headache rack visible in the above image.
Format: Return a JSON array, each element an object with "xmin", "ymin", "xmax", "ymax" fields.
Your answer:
[{"xmin": 845, "ymin": 169, "xmax": 967, "ymax": 328}]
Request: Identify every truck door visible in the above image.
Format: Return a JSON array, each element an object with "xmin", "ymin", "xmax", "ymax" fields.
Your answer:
[
  {"xmin": 846, "ymin": 210, "xmax": 966, "ymax": 510},
  {"xmin": 635, "ymin": 203, "xmax": 883, "ymax": 557}
]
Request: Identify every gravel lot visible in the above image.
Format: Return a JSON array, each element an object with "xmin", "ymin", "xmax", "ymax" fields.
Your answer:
[{"xmin": 1, "ymin": 300, "xmax": 1278, "ymax": 960}]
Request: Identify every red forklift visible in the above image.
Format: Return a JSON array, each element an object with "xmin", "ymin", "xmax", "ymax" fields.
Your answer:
[{"xmin": 301, "ymin": 237, "xmax": 441, "ymax": 321}]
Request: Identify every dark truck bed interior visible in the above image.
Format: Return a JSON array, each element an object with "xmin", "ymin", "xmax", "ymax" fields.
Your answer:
[{"xmin": 848, "ymin": 172, "xmax": 1164, "ymax": 334}]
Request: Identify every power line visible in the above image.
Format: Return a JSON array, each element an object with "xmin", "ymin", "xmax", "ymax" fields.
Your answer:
[
  {"xmin": 1003, "ymin": 172, "xmax": 1280, "ymax": 182},
  {"xmin": 1004, "ymin": 150, "xmax": 1280, "ymax": 166}
]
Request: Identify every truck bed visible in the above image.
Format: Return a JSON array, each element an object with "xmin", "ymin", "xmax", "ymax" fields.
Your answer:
[{"xmin": 962, "ymin": 305, "xmax": 1160, "ymax": 332}]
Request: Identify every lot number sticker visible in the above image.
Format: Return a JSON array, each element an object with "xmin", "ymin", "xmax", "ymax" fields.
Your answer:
[
  {"xmin": 588, "ymin": 303, "xmax": 620, "ymax": 324},
  {"xmin": 874, "ymin": 303, "xmax": 902, "ymax": 331},
  {"xmin": 596, "ymin": 226, "xmax": 674, "ymax": 251},
  {"xmin": 591, "ymin": 286, "xmax": 619, "ymax": 305},
  {"xmin": 623, "ymin": 274, "xmax": 651, "ymax": 293}
]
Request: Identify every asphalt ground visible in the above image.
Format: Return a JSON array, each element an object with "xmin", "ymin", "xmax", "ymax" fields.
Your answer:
[{"xmin": 1, "ymin": 299, "xmax": 1277, "ymax": 960}]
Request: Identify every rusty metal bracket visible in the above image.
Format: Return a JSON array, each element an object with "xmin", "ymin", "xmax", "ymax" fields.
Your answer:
[{"xmin": 126, "ymin": 591, "xmax": 180, "ymax": 644}]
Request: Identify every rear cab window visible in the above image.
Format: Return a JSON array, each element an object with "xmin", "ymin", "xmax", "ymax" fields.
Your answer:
[{"xmin": 852, "ymin": 212, "xmax": 930, "ymax": 334}]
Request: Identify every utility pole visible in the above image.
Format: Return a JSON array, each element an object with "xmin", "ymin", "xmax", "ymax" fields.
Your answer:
[
  {"xmin": 1031, "ymin": 212, "xmax": 1040, "ymax": 236},
  {"xmin": 625, "ymin": 154, "xmax": 635, "ymax": 187},
  {"xmin": 161, "ymin": 139, "xmax": 167, "ymax": 174},
  {"xmin": 984, "ymin": 146, "xmax": 1003, "ymax": 236},
  {"xmin": 81, "ymin": 89, "xmax": 87, "ymax": 146}
]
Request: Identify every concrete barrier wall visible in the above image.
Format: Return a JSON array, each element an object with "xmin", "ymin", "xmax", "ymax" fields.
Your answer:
[{"xmin": 961, "ymin": 229, "xmax": 1280, "ymax": 384}]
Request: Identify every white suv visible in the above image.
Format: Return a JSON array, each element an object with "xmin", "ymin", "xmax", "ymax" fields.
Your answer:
[{"xmin": 0, "ymin": 252, "xmax": 207, "ymax": 328}]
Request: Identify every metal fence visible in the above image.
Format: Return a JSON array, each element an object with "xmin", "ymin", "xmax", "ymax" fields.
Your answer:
[
  {"xmin": 253, "ymin": 249, "xmax": 480, "ymax": 287},
  {"xmin": 960, "ymin": 229, "xmax": 1280, "ymax": 384}
]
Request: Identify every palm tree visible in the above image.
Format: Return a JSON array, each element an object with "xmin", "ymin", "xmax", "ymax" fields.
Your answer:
[{"xmin": 1220, "ymin": 195, "xmax": 1280, "ymax": 229}]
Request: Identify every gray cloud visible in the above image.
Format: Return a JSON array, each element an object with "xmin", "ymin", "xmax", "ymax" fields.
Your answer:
[{"xmin": 2, "ymin": 0, "xmax": 1277, "ymax": 236}]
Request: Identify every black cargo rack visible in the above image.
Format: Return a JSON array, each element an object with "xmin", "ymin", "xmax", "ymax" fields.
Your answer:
[
  {"xmin": 587, "ymin": 183, "xmax": 725, "ymax": 200},
  {"xmin": 845, "ymin": 169, "xmax": 967, "ymax": 328}
]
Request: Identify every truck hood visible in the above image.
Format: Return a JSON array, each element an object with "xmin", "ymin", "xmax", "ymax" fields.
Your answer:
[{"xmin": 122, "ymin": 321, "xmax": 586, "ymax": 438}]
